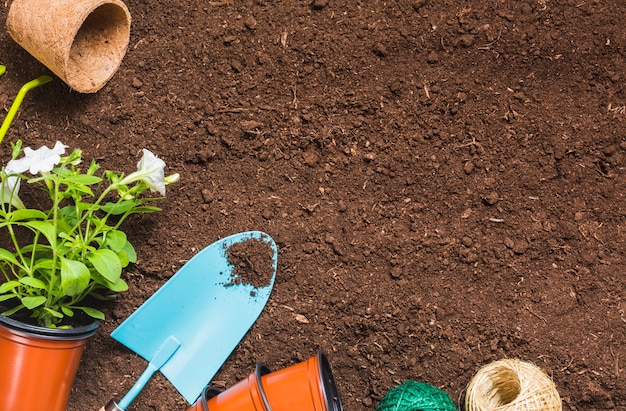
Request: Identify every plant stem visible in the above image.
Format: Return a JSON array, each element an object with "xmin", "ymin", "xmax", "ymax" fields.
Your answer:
[{"xmin": 46, "ymin": 172, "xmax": 62, "ymax": 310}]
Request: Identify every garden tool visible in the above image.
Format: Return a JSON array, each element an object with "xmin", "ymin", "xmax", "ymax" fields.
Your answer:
[
  {"xmin": 0, "ymin": 66, "xmax": 53, "ymax": 144},
  {"xmin": 99, "ymin": 231, "xmax": 278, "ymax": 411}
]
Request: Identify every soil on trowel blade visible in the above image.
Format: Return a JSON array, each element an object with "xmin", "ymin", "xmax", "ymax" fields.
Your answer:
[{"xmin": 225, "ymin": 238, "xmax": 274, "ymax": 290}]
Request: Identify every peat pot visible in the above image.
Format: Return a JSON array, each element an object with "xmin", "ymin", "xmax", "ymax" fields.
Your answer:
[
  {"xmin": 0, "ymin": 315, "xmax": 98, "ymax": 411},
  {"xmin": 6, "ymin": 0, "xmax": 131, "ymax": 93}
]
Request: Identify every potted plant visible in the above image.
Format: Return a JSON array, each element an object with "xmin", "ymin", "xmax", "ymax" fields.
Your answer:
[{"xmin": 0, "ymin": 139, "xmax": 179, "ymax": 411}]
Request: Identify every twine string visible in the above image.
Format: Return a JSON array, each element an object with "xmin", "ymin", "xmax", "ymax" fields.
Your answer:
[
  {"xmin": 377, "ymin": 381, "xmax": 457, "ymax": 411},
  {"xmin": 465, "ymin": 359, "xmax": 562, "ymax": 411}
]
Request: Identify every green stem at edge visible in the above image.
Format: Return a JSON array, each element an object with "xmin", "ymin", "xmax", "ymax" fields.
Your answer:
[{"xmin": 0, "ymin": 75, "xmax": 53, "ymax": 145}]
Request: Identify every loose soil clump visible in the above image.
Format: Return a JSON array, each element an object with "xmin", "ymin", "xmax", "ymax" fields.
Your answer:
[{"xmin": 225, "ymin": 238, "xmax": 274, "ymax": 289}]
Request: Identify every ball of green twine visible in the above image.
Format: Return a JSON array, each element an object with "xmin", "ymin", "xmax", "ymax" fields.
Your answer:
[{"xmin": 377, "ymin": 381, "xmax": 457, "ymax": 411}]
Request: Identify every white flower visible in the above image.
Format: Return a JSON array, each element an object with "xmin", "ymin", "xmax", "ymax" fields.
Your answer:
[
  {"xmin": 121, "ymin": 149, "xmax": 167, "ymax": 195},
  {"xmin": 7, "ymin": 141, "xmax": 67, "ymax": 175},
  {"xmin": 0, "ymin": 170, "xmax": 25, "ymax": 209}
]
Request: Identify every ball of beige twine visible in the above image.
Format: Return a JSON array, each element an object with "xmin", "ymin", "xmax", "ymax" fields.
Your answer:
[{"xmin": 465, "ymin": 358, "xmax": 562, "ymax": 411}]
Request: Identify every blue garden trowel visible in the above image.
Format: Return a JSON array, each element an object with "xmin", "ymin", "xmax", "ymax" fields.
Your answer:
[{"xmin": 99, "ymin": 231, "xmax": 278, "ymax": 411}]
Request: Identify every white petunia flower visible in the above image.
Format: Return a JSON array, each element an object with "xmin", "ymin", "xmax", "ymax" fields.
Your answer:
[
  {"xmin": 7, "ymin": 141, "xmax": 67, "ymax": 175},
  {"xmin": 0, "ymin": 170, "xmax": 25, "ymax": 209},
  {"xmin": 121, "ymin": 149, "xmax": 167, "ymax": 195}
]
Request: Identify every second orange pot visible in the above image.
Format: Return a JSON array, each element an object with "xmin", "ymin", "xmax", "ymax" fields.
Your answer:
[
  {"xmin": 0, "ymin": 315, "xmax": 98, "ymax": 411},
  {"xmin": 191, "ymin": 351, "xmax": 343, "ymax": 411},
  {"xmin": 197, "ymin": 364, "xmax": 270, "ymax": 411}
]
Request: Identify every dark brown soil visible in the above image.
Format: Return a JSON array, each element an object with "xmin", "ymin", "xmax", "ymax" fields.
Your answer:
[
  {"xmin": 1, "ymin": 0, "xmax": 625, "ymax": 410},
  {"xmin": 226, "ymin": 238, "xmax": 275, "ymax": 288}
]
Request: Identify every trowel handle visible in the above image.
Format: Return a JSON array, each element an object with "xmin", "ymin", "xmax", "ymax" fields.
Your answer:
[
  {"xmin": 112, "ymin": 336, "xmax": 181, "ymax": 410},
  {"xmin": 99, "ymin": 400, "xmax": 124, "ymax": 411},
  {"xmin": 117, "ymin": 362, "xmax": 160, "ymax": 409}
]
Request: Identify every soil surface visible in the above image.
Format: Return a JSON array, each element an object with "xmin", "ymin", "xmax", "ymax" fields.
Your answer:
[
  {"xmin": 1, "ymin": 0, "xmax": 625, "ymax": 410},
  {"xmin": 226, "ymin": 237, "xmax": 276, "ymax": 288}
]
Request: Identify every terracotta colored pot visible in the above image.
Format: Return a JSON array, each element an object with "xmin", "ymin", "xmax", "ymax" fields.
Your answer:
[
  {"xmin": 259, "ymin": 351, "xmax": 343, "ymax": 411},
  {"xmin": 196, "ymin": 364, "xmax": 271, "ymax": 411},
  {"xmin": 192, "ymin": 351, "xmax": 343, "ymax": 411},
  {"xmin": 186, "ymin": 385, "xmax": 223, "ymax": 411},
  {"xmin": 0, "ymin": 315, "xmax": 98, "ymax": 411}
]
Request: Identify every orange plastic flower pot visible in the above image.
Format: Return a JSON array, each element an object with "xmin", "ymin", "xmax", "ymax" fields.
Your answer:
[
  {"xmin": 190, "ymin": 351, "xmax": 343, "ymax": 411},
  {"xmin": 0, "ymin": 315, "xmax": 98, "ymax": 411},
  {"xmin": 196, "ymin": 364, "xmax": 271, "ymax": 411},
  {"xmin": 258, "ymin": 351, "xmax": 343, "ymax": 411},
  {"xmin": 186, "ymin": 385, "xmax": 223, "ymax": 411}
]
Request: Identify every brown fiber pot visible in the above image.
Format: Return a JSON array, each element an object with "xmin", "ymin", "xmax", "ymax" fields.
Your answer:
[
  {"xmin": 0, "ymin": 315, "xmax": 98, "ymax": 411},
  {"xmin": 6, "ymin": 0, "xmax": 131, "ymax": 93}
]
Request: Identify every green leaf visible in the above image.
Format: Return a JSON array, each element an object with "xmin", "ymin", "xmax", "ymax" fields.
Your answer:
[
  {"xmin": 88, "ymin": 291, "xmax": 116, "ymax": 301},
  {"xmin": 0, "ymin": 281, "xmax": 21, "ymax": 293},
  {"xmin": 24, "ymin": 221, "xmax": 57, "ymax": 245},
  {"xmin": 2, "ymin": 304, "xmax": 24, "ymax": 316},
  {"xmin": 55, "ymin": 219, "xmax": 73, "ymax": 235},
  {"xmin": 32, "ymin": 258, "xmax": 55, "ymax": 271},
  {"xmin": 130, "ymin": 206, "xmax": 162, "ymax": 214},
  {"xmin": 43, "ymin": 307, "xmax": 64, "ymax": 318},
  {"xmin": 21, "ymin": 296, "xmax": 46, "ymax": 309},
  {"xmin": 0, "ymin": 295, "xmax": 17, "ymax": 303},
  {"xmin": 60, "ymin": 204, "xmax": 78, "ymax": 217},
  {"xmin": 86, "ymin": 249, "xmax": 122, "ymax": 284},
  {"xmin": 100, "ymin": 200, "xmax": 135, "ymax": 215},
  {"xmin": 7, "ymin": 208, "xmax": 48, "ymax": 221},
  {"xmin": 76, "ymin": 306, "xmax": 105, "ymax": 320},
  {"xmin": 103, "ymin": 230, "xmax": 127, "ymax": 252},
  {"xmin": 121, "ymin": 241, "xmax": 137, "ymax": 264},
  {"xmin": 115, "ymin": 241, "xmax": 137, "ymax": 268},
  {"xmin": 62, "ymin": 174, "xmax": 102, "ymax": 185},
  {"xmin": 60, "ymin": 258, "xmax": 91, "ymax": 296},
  {"xmin": 117, "ymin": 249, "xmax": 130, "ymax": 267},
  {"xmin": 64, "ymin": 184, "xmax": 95, "ymax": 198},
  {"xmin": 108, "ymin": 277, "xmax": 128, "ymax": 292},
  {"xmin": 61, "ymin": 306, "xmax": 74, "ymax": 317},
  {"xmin": 19, "ymin": 277, "xmax": 47, "ymax": 289},
  {"xmin": 0, "ymin": 248, "xmax": 19, "ymax": 265}
]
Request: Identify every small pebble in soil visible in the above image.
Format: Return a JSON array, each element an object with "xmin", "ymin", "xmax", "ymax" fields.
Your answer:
[
  {"xmin": 244, "ymin": 16, "xmax": 257, "ymax": 30},
  {"xmin": 201, "ymin": 188, "xmax": 215, "ymax": 203},
  {"xmin": 504, "ymin": 237, "xmax": 529, "ymax": 254},
  {"xmin": 311, "ymin": 0, "xmax": 329, "ymax": 10},
  {"xmin": 426, "ymin": 51, "xmax": 439, "ymax": 64},
  {"xmin": 373, "ymin": 42, "xmax": 388, "ymax": 57},
  {"xmin": 262, "ymin": 209, "xmax": 273, "ymax": 220},
  {"xmin": 411, "ymin": 0, "xmax": 428, "ymax": 11},
  {"xmin": 482, "ymin": 191, "xmax": 500, "ymax": 205},
  {"xmin": 223, "ymin": 35, "xmax": 238, "ymax": 45},
  {"xmin": 463, "ymin": 161, "xmax": 475, "ymax": 174},
  {"xmin": 458, "ymin": 34, "xmax": 475, "ymax": 47},
  {"xmin": 295, "ymin": 314, "xmax": 310, "ymax": 324}
]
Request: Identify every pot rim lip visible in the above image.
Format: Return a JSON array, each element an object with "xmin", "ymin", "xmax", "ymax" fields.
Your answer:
[{"xmin": 0, "ymin": 314, "xmax": 99, "ymax": 339}]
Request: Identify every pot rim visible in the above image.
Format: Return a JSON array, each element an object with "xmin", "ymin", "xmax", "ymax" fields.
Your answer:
[{"xmin": 0, "ymin": 314, "xmax": 99, "ymax": 339}]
